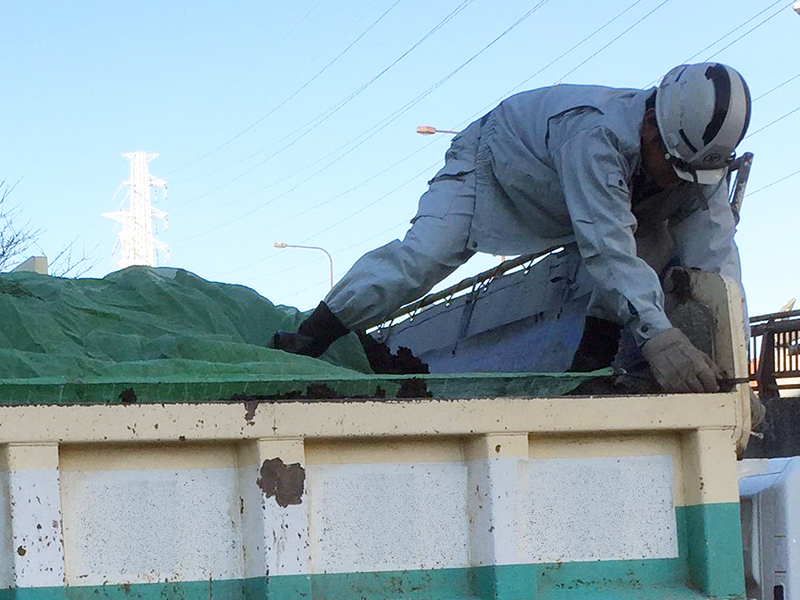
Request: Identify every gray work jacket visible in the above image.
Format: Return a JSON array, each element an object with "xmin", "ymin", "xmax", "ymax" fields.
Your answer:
[{"xmin": 418, "ymin": 84, "xmax": 742, "ymax": 344}]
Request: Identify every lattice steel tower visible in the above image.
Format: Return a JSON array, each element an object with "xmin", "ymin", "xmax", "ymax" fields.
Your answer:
[{"xmin": 103, "ymin": 152, "xmax": 168, "ymax": 269}]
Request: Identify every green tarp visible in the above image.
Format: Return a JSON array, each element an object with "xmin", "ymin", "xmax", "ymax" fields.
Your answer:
[
  {"xmin": 0, "ymin": 267, "xmax": 598, "ymax": 405},
  {"xmin": 0, "ymin": 266, "xmax": 371, "ymax": 377}
]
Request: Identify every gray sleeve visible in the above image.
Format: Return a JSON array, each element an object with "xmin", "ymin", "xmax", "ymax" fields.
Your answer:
[
  {"xmin": 549, "ymin": 124, "xmax": 672, "ymax": 345},
  {"xmin": 670, "ymin": 177, "xmax": 742, "ymax": 283},
  {"xmin": 670, "ymin": 177, "xmax": 749, "ymax": 336}
]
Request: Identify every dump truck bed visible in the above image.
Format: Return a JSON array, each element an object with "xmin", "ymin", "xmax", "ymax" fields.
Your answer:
[{"xmin": 0, "ymin": 271, "xmax": 751, "ymax": 599}]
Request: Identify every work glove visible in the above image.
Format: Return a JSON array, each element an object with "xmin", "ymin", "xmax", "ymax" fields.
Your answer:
[
  {"xmin": 641, "ymin": 328, "xmax": 722, "ymax": 393},
  {"xmin": 750, "ymin": 389, "xmax": 766, "ymax": 430},
  {"xmin": 272, "ymin": 302, "xmax": 349, "ymax": 358}
]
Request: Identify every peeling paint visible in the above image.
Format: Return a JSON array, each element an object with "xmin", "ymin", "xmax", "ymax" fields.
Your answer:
[
  {"xmin": 256, "ymin": 458, "xmax": 305, "ymax": 508},
  {"xmin": 243, "ymin": 400, "xmax": 259, "ymax": 424}
]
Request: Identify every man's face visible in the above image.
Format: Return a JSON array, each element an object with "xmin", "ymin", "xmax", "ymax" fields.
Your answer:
[{"xmin": 641, "ymin": 108, "xmax": 683, "ymax": 190}]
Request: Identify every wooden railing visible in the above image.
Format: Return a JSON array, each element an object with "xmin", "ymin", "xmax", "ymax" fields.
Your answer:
[{"xmin": 749, "ymin": 309, "xmax": 800, "ymax": 398}]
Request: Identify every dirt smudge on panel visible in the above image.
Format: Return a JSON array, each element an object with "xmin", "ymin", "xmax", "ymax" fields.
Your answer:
[
  {"xmin": 304, "ymin": 383, "xmax": 339, "ymax": 399},
  {"xmin": 229, "ymin": 382, "xmax": 387, "ymax": 407},
  {"xmin": 397, "ymin": 377, "xmax": 432, "ymax": 398},
  {"xmin": 119, "ymin": 387, "xmax": 138, "ymax": 404},
  {"xmin": 257, "ymin": 457, "xmax": 305, "ymax": 507}
]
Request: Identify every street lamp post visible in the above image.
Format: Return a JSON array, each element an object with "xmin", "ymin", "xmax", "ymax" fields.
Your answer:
[
  {"xmin": 274, "ymin": 242, "xmax": 334, "ymax": 290},
  {"xmin": 416, "ymin": 125, "xmax": 460, "ymax": 135}
]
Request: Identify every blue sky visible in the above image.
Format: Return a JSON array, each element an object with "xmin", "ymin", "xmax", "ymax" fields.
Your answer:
[{"xmin": 2, "ymin": 0, "xmax": 798, "ymax": 317}]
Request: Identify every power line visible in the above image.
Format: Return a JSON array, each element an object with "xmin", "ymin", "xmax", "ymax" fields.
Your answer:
[
  {"xmin": 202, "ymin": 0, "xmax": 664, "ymax": 278},
  {"xmin": 275, "ymin": 276, "xmax": 331, "ymax": 303},
  {"xmin": 704, "ymin": 1, "xmax": 793, "ymax": 61},
  {"xmin": 453, "ymin": 0, "xmax": 666, "ymax": 137},
  {"xmin": 267, "ymin": 0, "xmax": 783, "ymax": 299},
  {"xmin": 294, "ymin": 165, "xmax": 433, "ymax": 245},
  {"xmin": 174, "ymin": 0, "xmax": 552, "ymax": 242},
  {"xmin": 233, "ymin": 145, "xmax": 438, "ymax": 235},
  {"xmin": 172, "ymin": 125, "xmax": 444, "ymax": 246},
  {"xmin": 216, "ymin": 160, "xmax": 438, "ymax": 277},
  {"xmin": 168, "ymin": 0, "xmax": 475, "ymax": 211},
  {"xmin": 224, "ymin": 0, "xmax": 327, "ymax": 91},
  {"xmin": 166, "ymin": 0, "xmax": 403, "ymax": 177},
  {"xmin": 265, "ymin": 2, "xmax": 797, "ymax": 301},
  {"xmin": 230, "ymin": 0, "xmax": 787, "ymax": 301},
  {"xmin": 746, "ymin": 168, "xmax": 800, "ymax": 197},
  {"xmin": 555, "ymin": 0, "xmax": 672, "ymax": 84},
  {"xmin": 490, "ymin": 0, "xmax": 649, "ymax": 102},
  {"xmin": 753, "ymin": 71, "xmax": 800, "ymax": 102},
  {"xmin": 286, "ymin": 0, "xmax": 669, "ymax": 248},
  {"xmin": 263, "ymin": 0, "xmax": 780, "ymax": 257},
  {"xmin": 170, "ymin": 97, "xmax": 365, "ymax": 199},
  {"xmin": 160, "ymin": 1, "xmax": 338, "ymax": 171},
  {"xmin": 172, "ymin": 1, "xmax": 385, "ymax": 187},
  {"xmin": 173, "ymin": 0, "xmax": 381, "ymax": 185},
  {"xmin": 642, "ymin": 0, "xmax": 788, "ymax": 88},
  {"xmin": 173, "ymin": 137, "xmax": 443, "ymax": 248},
  {"xmin": 691, "ymin": 0, "xmax": 785, "ymax": 63},
  {"xmin": 249, "ymin": 1, "xmax": 385, "ymax": 105},
  {"xmin": 744, "ymin": 104, "xmax": 800, "ymax": 140}
]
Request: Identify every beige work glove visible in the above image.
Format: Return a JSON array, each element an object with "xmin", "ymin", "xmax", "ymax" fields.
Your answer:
[
  {"xmin": 750, "ymin": 389, "xmax": 766, "ymax": 430},
  {"xmin": 642, "ymin": 328, "xmax": 722, "ymax": 393}
]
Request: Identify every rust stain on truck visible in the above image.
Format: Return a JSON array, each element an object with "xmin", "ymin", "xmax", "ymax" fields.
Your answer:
[{"xmin": 257, "ymin": 457, "xmax": 305, "ymax": 507}]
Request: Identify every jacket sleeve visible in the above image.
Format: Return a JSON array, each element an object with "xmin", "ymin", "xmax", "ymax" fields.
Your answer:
[
  {"xmin": 669, "ymin": 177, "xmax": 749, "ymax": 336},
  {"xmin": 669, "ymin": 177, "xmax": 742, "ymax": 283},
  {"xmin": 549, "ymin": 123, "xmax": 673, "ymax": 345}
]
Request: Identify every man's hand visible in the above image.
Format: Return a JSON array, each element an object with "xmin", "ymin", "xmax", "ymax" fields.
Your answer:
[{"xmin": 642, "ymin": 328, "xmax": 722, "ymax": 393}]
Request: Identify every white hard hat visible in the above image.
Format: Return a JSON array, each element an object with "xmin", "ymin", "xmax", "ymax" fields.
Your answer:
[{"xmin": 655, "ymin": 63, "xmax": 751, "ymax": 185}]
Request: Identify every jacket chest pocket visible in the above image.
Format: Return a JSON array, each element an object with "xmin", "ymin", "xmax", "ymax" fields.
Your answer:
[{"xmin": 414, "ymin": 164, "xmax": 477, "ymax": 220}]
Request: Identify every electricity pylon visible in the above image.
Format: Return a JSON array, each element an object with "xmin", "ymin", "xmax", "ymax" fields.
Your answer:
[{"xmin": 103, "ymin": 152, "xmax": 168, "ymax": 269}]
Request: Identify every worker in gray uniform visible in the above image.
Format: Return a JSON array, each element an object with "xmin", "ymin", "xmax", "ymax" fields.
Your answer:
[{"xmin": 274, "ymin": 62, "xmax": 751, "ymax": 395}]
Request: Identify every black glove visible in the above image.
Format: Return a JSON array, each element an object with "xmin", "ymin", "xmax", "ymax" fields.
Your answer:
[
  {"xmin": 568, "ymin": 316, "xmax": 622, "ymax": 372},
  {"xmin": 272, "ymin": 302, "xmax": 349, "ymax": 358}
]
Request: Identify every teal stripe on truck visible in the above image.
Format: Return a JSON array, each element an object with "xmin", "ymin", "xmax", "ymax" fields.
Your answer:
[
  {"xmin": 1, "ymin": 503, "xmax": 744, "ymax": 600},
  {"xmin": 680, "ymin": 502, "xmax": 746, "ymax": 597}
]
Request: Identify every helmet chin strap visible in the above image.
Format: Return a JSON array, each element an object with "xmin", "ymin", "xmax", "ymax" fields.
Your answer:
[{"xmin": 664, "ymin": 152, "xmax": 695, "ymax": 182}]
